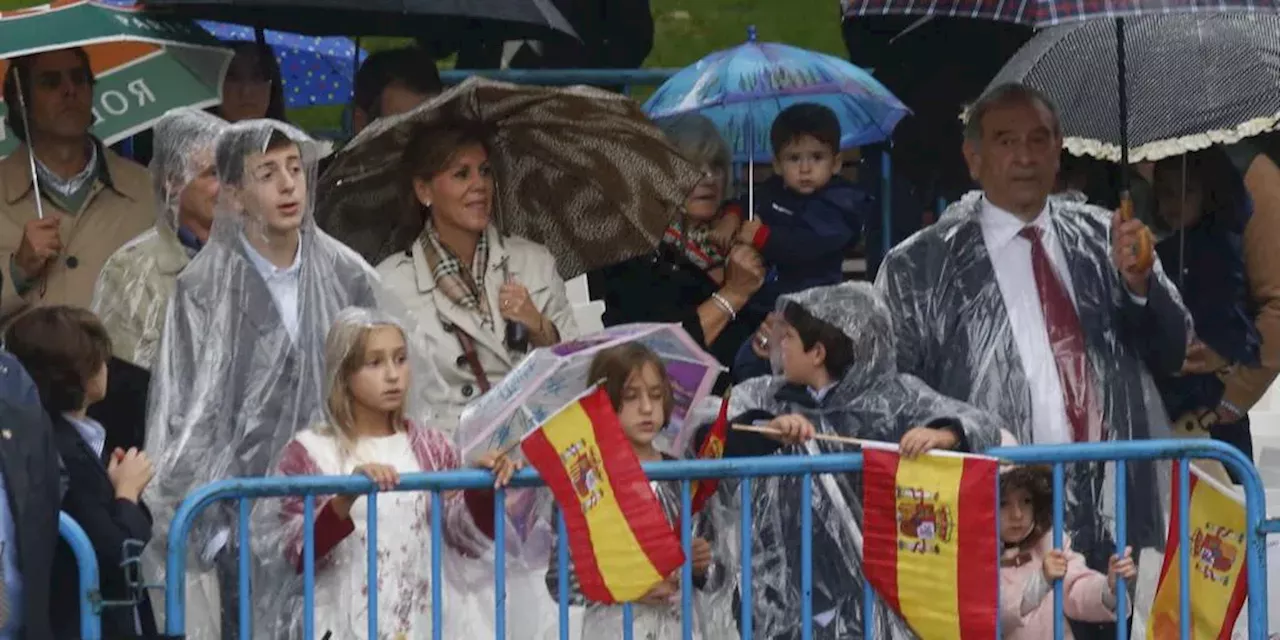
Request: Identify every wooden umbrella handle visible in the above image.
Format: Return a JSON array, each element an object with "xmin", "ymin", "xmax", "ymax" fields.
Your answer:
[{"xmin": 1118, "ymin": 192, "xmax": 1154, "ymax": 273}]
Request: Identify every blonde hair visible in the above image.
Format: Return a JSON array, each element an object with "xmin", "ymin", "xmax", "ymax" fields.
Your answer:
[
  {"xmin": 322, "ymin": 307, "xmax": 409, "ymax": 453},
  {"xmin": 586, "ymin": 343, "xmax": 675, "ymax": 427}
]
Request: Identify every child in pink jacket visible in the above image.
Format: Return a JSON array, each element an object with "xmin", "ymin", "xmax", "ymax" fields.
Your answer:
[{"xmin": 998, "ymin": 448, "xmax": 1138, "ymax": 639}]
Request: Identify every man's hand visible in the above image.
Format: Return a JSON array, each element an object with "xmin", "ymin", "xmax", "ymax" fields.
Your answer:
[
  {"xmin": 1042, "ymin": 549, "xmax": 1069, "ymax": 581},
  {"xmin": 638, "ymin": 574, "xmax": 679, "ymax": 606},
  {"xmin": 14, "ymin": 217, "xmax": 62, "ymax": 279},
  {"xmin": 764, "ymin": 414, "xmax": 816, "ymax": 446},
  {"xmin": 899, "ymin": 426, "xmax": 959, "ymax": 458},
  {"xmin": 1110, "ymin": 209, "xmax": 1153, "ymax": 297}
]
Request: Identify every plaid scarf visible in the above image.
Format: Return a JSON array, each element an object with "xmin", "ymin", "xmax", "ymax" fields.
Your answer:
[
  {"xmin": 419, "ymin": 220, "xmax": 494, "ymax": 330},
  {"xmin": 662, "ymin": 215, "xmax": 726, "ymax": 272}
]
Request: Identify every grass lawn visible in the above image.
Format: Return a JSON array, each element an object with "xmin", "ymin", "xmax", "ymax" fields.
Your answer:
[{"xmin": 0, "ymin": 0, "xmax": 849, "ymax": 131}]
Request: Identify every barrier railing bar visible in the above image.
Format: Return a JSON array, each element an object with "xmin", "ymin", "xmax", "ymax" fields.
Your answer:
[
  {"xmin": 303, "ymin": 495, "xmax": 315, "ymax": 640},
  {"xmin": 164, "ymin": 440, "xmax": 1268, "ymax": 638},
  {"xmin": 440, "ymin": 69, "xmax": 679, "ymax": 87},
  {"xmin": 1178, "ymin": 458, "xmax": 1192, "ymax": 640},
  {"xmin": 623, "ymin": 601, "xmax": 634, "ymax": 640},
  {"xmin": 556, "ymin": 511, "xmax": 569, "ymax": 640},
  {"xmin": 59, "ymin": 512, "xmax": 102, "ymax": 640},
  {"xmin": 1115, "ymin": 459, "xmax": 1129, "ymax": 640},
  {"xmin": 431, "ymin": 490, "xmax": 444, "ymax": 640},
  {"xmin": 680, "ymin": 478, "xmax": 694, "ymax": 640},
  {"xmin": 494, "ymin": 486, "xmax": 507, "ymax": 640},
  {"xmin": 239, "ymin": 498, "xmax": 252, "ymax": 640},
  {"xmin": 801, "ymin": 474, "xmax": 813, "ymax": 640},
  {"xmin": 367, "ymin": 491, "xmax": 379, "ymax": 639},
  {"xmin": 1052, "ymin": 462, "xmax": 1065, "ymax": 640},
  {"xmin": 740, "ymin": 477, "xmax": 754, "ymax": 640}
]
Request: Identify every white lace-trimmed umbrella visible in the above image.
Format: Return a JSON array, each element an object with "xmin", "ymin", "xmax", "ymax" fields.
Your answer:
[{"xmin": 986, "ymin": 12, "xmax": 1280, "ymax": 163}]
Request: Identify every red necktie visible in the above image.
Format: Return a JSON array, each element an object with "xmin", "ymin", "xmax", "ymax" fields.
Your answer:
[{"xmin": 1019, "ymin": 226, "xmax": 1099, "ymax": 443}]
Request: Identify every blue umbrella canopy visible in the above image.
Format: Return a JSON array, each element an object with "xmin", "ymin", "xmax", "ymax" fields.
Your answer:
[
  {"xmin": 99, "ymin": 0, "xmax": 366, "ymax": 107},
  {"xmin": 643, "ymin": 27, "xmax": 909, "ymax": 163}
]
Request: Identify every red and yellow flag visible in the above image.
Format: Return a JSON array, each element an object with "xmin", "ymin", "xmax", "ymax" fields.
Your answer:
[
  {"xmin": 690, "ymin": 393, "xmax": 729, "ymax": 514},
  {"xmin": 862, "ymin": 447, "xmax": 999, "ymax": 640},
  {"xmin": 521, "ymin": 387, "xmax": 685, "ymax": 603},
  {"xmin": 1147, "ymin": 464, "xmax": 1248, "ymax": 639}
]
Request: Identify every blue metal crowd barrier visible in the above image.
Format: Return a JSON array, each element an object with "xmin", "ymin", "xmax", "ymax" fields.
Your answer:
[
  {"xmin": 60, "ymin": 511, "xmax": 103, "ymax": 640},
  {"xmin": 163, "ymin": 438, "xmax": 1270, "ymax": 639}
]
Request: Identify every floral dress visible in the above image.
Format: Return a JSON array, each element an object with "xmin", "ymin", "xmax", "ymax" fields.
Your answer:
[{"xmin": 269, "ymin": 423, "xmax": 493, "ymax": 639}]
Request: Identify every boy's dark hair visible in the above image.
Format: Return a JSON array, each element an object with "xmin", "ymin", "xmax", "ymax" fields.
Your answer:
[
  {"xmin": 3, "ymin": 48, "xmax": 95, "ymax": 143},
  {"xmin": 781, "ymin": 302, "xmax": 855, "ymax": 379},
  {"xmin": 354, "ymin": 47, "xmax": 442, "ymax": 119},
  {"xmin": 217, "ymin": 128, "xmax": 300, "ymax": 187},
  {"xmin": 587, "ymin": 343, "xmax": 675, "ymax": 427},
  {"xmin": 4, "ymin": 306, "xmax": 112, "ymax": 414},
  {"xmin": 770, "ymin": 103, "xmax": 841, "ymax": 157}
]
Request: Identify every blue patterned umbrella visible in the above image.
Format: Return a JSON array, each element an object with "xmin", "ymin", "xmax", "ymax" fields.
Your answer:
[
  {"xmin": 100, "ymin": 0, "xmax": 366, "ymax": 107},
  {"xmin": 642, "ymin": 26, "xmax": 908, "ymax": 164}
]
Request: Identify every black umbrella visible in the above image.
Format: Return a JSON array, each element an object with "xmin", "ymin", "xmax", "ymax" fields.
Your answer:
[
  {"xmin": 988, "ymin": 13, "xmax": 1280, "ymax": 164},
  {"xmin": 140, "ymin": 0, "xmax": 577, "ymax": 40}
]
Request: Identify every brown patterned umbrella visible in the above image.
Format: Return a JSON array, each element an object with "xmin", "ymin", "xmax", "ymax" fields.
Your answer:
[{"xmin": 315, "ymin": 77, "xmax": 703, "ymax": 278}]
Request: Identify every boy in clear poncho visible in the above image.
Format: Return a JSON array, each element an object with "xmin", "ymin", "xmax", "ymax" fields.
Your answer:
[
  {"xmin": 143, "ymin": 120, "xmax": 389, "ymax": 639},
  {"xmin": 709, "ymin": 282, "xmax": 1001, "ymax": 639},
  {"xmin": 92, "ymin": 107, "xmax": 226, "ymax": 370}
]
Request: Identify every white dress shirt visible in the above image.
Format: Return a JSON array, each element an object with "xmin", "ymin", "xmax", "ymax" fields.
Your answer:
[
  {"xmin": 64, "ymin": 414, "xmax": 107, "ymax": 458},
  {"xmin": 242, "ymin": 236, "xmax": 303, "ymax": 342},
  {"xmin": 981, "ymin": 198, "xmax": 1080, "ymax": 445}
]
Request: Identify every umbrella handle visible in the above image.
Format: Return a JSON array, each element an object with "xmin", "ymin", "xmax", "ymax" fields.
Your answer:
[{"xmin": 1118, "ymin": 192, "xmax": 1154, "ymax": 272}]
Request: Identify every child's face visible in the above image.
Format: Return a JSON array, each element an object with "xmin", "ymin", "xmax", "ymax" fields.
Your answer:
[
  {"xmin": 236, "ymin": 142, "xmax": 307, "ymax": 236},
  {"xmin": 999, "ymin": 486, "xmax": 1036, "ymax": 545},
  {"xmin": 347, "ymin": 326, "xmax": 410, "ymax": 415},
  {"xmin": 777, "ymin": 322, "xmax": 824, "ymax": 387},
  {"xmin": 773, "ymin": 135, "xmax": 841, "ymax": 195},
  {"xmin": 616, "ymin": 362, "xmax": 667, "ymax": 449}
]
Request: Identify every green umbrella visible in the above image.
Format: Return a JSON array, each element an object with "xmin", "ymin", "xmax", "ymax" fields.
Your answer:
[{"xmin": 0, "ymin": 0, "xmax": 232, "ymax": 157}]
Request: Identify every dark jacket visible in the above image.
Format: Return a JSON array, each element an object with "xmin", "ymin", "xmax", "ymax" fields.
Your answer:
[
  {"xmin": 50, "ymin": 414, "xmax": 156, "ymax": 638},
  {"xmin": 588, "ymin": 243, "xmax": 765, "ymax": 384},
  {"xmin": 1155, "ymin": 218, "xmax": 1260, "ymax": 416},
  {"xmin": 0, "ymin": 351, "xmax": 62, "ymax": 639},
  {"xmin": 746, "ymin": 174, "xmax": 868, "ymax": 312}
]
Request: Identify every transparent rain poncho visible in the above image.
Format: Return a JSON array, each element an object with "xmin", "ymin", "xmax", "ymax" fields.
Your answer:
[
  {"xmin": 90, "ymin": 107, "xmax": 226, "ymax": 370},
  {"xmin": 723, "ymin": 281, "xmax": 1003, "ymax": 639},
  {"xmin": 250, "ymin": 306, "xmax": 499, "ymax": 639},
  {"xmin": 875, "ymin": 191, "xmax": 1191, "ymax": 571},
  {"xmin": 141, "ymin": 119, "xmax": 437, "ymax": 638}
]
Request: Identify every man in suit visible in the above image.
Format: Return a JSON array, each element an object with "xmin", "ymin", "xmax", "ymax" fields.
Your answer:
[
  {"xmin": 876, "ymin": 82, "xmax": 1190, "ymax": 637},
  {"xmin": 0, "ymin": 316, "xmax": 62, "ymax": 638}
]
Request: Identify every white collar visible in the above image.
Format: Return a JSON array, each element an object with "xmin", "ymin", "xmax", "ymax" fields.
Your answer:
[
  {"xmin": 809, "ymin": 382, "xmax": 837, "ymax": 403},
  {"xmin": 241, "ymin": 233, "xmax": 302, "ymax": 278},
  {"xmin": 63, "ymin": 413, "xmax": 106, "ymax": 457},
  {"xmin": 980, "ymin": 197, "xmax": 1053, "ymax": 251}
]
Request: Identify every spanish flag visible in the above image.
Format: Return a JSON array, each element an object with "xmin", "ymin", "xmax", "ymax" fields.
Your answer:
[
  {"xmin": 1147, "ymin": 464, "xmax": 1247, "ymax": 639},
  {"xmin": 521, "ymin": 386, "xmax": 685, "ymax": 603},
  {"xmin": 690, "ymin": 393, "xmax": 729, "ymax": 514},
  {"xmin": 862, "ymin": 447, "xmax": 999, "ymax": 640}
]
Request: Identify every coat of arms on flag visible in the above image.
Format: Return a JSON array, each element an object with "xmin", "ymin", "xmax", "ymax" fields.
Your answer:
[
  {"xmin": 1147, "ymin": 463, "xmax": 1247, "ymax": 639},
  {"xmin": 563, "ymin": 439, "xmax": 605, "ymax": 511},
  {"xmin": 863, "ymin": 446, "xmax": 999, "ymax": 640}
]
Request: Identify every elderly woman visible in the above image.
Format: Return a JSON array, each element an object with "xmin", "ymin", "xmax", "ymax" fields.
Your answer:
[
  {"xmin": 378, "ymin": 121, "xmax": 579, "ymax": 427},
  {"xmin": 588, "ymin": 113, "xmax": 766, "ymax": 373}
]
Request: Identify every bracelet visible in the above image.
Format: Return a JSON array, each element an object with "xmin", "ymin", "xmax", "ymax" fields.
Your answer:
[{"xmin": 710, "ymin": 292, "xmax": 736, "ymax": 320}]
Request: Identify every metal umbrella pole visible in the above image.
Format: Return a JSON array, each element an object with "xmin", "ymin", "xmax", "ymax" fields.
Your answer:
[{"xmin": 13, "ymin": 66, "xmax": 45, "ymax": 220}]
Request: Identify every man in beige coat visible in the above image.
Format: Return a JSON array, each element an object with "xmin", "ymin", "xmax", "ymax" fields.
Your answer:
[
  {"xmin": 91, "ymin": 109, "xmax": 226, "ymax": 370},
  {"xmin": 0, "ymin": 48, "xmax": 154, "ymax": 325}
]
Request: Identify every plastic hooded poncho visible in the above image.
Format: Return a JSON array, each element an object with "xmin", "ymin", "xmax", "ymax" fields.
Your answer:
[
  {"xmin": 251, "ymin": 306, "xmax": 500, "ymax": 639},
  {"xmin": 724, "ymin": 281, "xmax": 1002, "ymax": 639},
  {"xmin": 90, "ymin": 107, "xmax": 226, "ymax": 370},
  {"xmin": 142, "ymin": 120, "xmax": 406, "ymax": 639},
  {"xmin": 875, "ymin": 191, "xmax": 1191, "ymax": 568}
]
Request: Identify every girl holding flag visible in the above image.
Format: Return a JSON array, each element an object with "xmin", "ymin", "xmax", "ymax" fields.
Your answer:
[{"xmin": 543, "ymin": 342, "xmax": 727, "ymax": 639}]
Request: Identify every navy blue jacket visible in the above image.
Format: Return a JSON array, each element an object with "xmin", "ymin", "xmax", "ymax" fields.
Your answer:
[{"xmin": 746, "ymin": 175, "xmax": 868, "ymax": 312}]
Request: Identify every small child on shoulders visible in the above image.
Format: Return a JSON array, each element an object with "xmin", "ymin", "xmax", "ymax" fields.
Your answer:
[
  {"xmin": 546, "ymin": 342, "xmax": 720, "ymax": 640},
  {"xmin": 997, "ymin": 431, "xmax": 1136, "ymax": 639}
]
